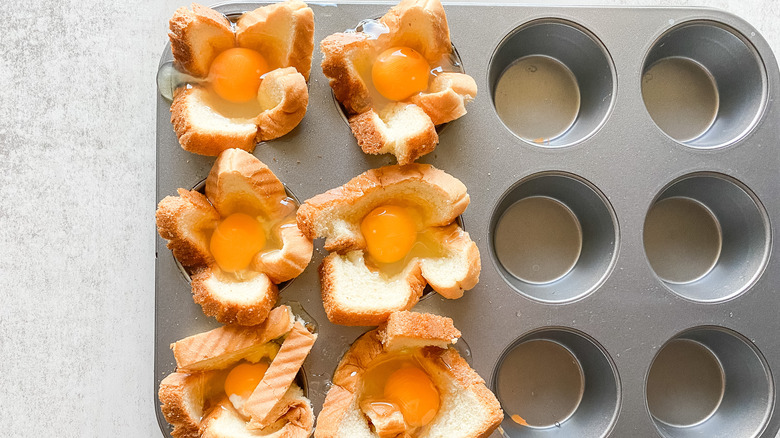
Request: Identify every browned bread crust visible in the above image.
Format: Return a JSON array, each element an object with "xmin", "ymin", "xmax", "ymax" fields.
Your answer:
[
  {"xmin": 168, "ymin": 1, "xmax": 314, "ymax": 156},
  {"xmin": 159, "ymin": 306, "xmax": 315, "ymax": 438},
  {"xmin": 297, "ymin": 164, "xmax": 479, "ymax": 326},
  {"xmin": 319, "ymin": 0, "xmax": 477, "ymax": 164},
  {"xmin": 315, "ymin": 312, "xmax": 503, "ymax": 437},
  {"xmin": 156, "ymin": 149, "xmax": 313, "ymax": 326},
  {"xmin": 379, "ymin": 310, "xmax": 461, "ymax": 350}
]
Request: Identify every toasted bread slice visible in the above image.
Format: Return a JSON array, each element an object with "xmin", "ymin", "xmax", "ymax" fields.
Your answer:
[
  {"xmin": 297, "ymin": 164, "xmax": 469, "ymax": 253},
  {"xmin": 315, "ymin": 311, "xmax": 503, "ymax": 438},
  {"xmin": 172, "ymin": 305, "xmax": 294, "ymax": 372},
  {"xmin": 160, "ymin": 306, "xmax": 315, "ymax": 438},
  {"xmin": 320, "ymin": 0, "xmax": 476, "ymax": 164},
  {"xmin": 236, "ymin": 0, "xmax": 315, "ymax": 81},
  {"xmin": 244, "ymin": 322, "xmax": 317, "ymax": 428},
  {"xmin": 168, "ymin": 1, "xmax": 314, "ymax": 156},
  {"xmin": 169, "ymin": 4, "xmax": 235, "ymax": 78},
  {"xmin": 380, "ymin": 310, "xmax": 461, "ymax": 351},
  {"xmin": 349, "ymin": 103, "xmax": 437, "ymax": 165},
  {"xmin": 156, "ymin": 149, "xmax": 313, "ymax": 326},
  {"xmin": 170, "ymin": 67, "xmax": 308, "ymax": 156},
  {"xmin": 296, "ymin": 164, "xmax": 478, "ymax": 325}
]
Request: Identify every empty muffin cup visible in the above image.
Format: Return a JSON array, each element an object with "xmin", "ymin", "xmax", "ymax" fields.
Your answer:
[
  {"xmin": 646, "ymin": 327, "xmax": 772, "ymax": 437},
  {"xmin": 489, "ymin": 19, "xmax": 615, "ymax": 146},
  {"xmin": 643, "ymin": 173, "xmax": 769, "ymax": 301},
  {"xmin": 493, "ymin": 328, "xmax": 620, "ymax": 437},
  {"xmin": 490, "ymin": 172, "xmax": 618, "ymax": 302},
  {"xmin": 641, "ymin": 21, "xmax": 766, "ymax": 147},
  {"xmin": 171, "ymin": 178, "xmax": 302, "ymax": 294}
]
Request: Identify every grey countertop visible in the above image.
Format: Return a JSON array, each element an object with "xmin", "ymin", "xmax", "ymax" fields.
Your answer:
[{"xmin": 0, "ymin": 0, "xmax": 777, "ymax": 436}]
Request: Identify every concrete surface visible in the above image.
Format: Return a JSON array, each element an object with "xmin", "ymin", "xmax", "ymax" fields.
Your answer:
[{"xmin": 0, "ymin": 0, "xmax": 776, "ymax": 437}]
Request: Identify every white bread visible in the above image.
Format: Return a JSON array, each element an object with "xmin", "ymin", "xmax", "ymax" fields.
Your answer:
[
  {"xmin": 296, "ymin": 164, "xmax": 480, "ymax": 326},
  {"xmin": 159, "ymin": 306, "xmax": 315, "ymax": 438},
  {"xmin": 315, "ymin": 311, "xmax": 503, "ymax": 438},
  {"xmin": 320, "ymin": 0, "xmax": 477, "ymax": 164},
  {"xmin": 156, "ymin": 149, "xmax": 313, "ymax": 326},
  {"xmin": 168, "ymin": 1, "xmax": 314, "ymax": 156}
]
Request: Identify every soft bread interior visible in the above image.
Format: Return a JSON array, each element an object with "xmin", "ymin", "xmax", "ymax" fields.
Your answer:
[
  {"xmin": 191, "ymin": 268, "xmax": 279, "ymax": 327},
  {"xmin": 156, "ymin": 188, "xmax": 220, "ymax": 268},
  {"xmin": 410, "ymin": 73, "xmax": 478, "ymax": 126},
  {"xmin": 349, "ymin": 103, "xmax": 437, "ymax": 165},
  {"xmin": 378, "ymin": 0, "xmax": 451, "ymax": 63},
  {"xmin": 169, "ymin": 3, "xmax": 235, "ymax": 78}
]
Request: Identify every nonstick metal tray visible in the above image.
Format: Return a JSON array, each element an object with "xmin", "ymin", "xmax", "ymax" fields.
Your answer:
[{"xmin": 156, "ymin": 3, "xmax": 780, "ymax": 437}]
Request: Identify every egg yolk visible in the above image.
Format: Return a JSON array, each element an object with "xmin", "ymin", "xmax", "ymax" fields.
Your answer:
[
  {"xmin": 208, "ymin": 47, "xmax": 270, "ymax": 103},
  {"xmin": 210, "ymin": 212, "xmax": 266, "ymax": 272},
  {"xmin": 361, "ymin": 205, "xmax": 417, "ymax": 264},
  {"xmin": 224, "ymin": 362, "xmax": 269, "ymax": 401},
  {"xmin": 372, "ymin": 47, "xmax": 430, "ymax": 101},
  {"xmin": 384, "ymin": 366, "xmax": 440, "ymax": 427}
]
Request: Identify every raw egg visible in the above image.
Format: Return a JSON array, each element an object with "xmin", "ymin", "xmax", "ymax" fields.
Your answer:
[
  {"xmin": 372, "ymin": 47, "xmax": 430, "ymax": 101},
  {"xmin": 361, "ymin": 205, "xmax": 417, "ymax": 264},
  {"xmin": 224, "ymin": 361, "xmax": 269, "ymax": 401},
  {"xmin": 208, "ymin": 47, "xmax": 270, "ymax": 103},
  {"xmin": 384, "ymin": 366, "xmax": 440, "ymax": 427},
  {"xmin": 210, "ymin": 212, "xmax": 267, "ymax": 272}
]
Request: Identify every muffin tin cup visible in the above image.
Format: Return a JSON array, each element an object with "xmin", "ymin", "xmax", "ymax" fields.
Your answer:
[
  {"xmin": 156, "ymin": 3, "xmax": 780, "ymax": 437},
  {"xmin": 641, "ymin": 21, "xmax": 767, "ymax": 147},
  {"xmin": 646, "ymin": 327, "xmax": 773, "ymax": 438}
]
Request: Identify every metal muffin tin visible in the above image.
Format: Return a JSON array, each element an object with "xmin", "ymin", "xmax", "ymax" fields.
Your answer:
[{"xmin": 155, "ymin": 3, "xmax": 780, "ymax": 437}]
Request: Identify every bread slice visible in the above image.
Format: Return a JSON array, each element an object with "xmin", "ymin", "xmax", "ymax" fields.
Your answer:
[
  {"xmin": 315, "ymin": 311, "xmax": 503, "ymax": 438},
  {"xmin": 296, "ymin": 164, "xmax": 479, "ymax": 326},
  {"xmin": 159, "ymin": 306, "xmax": 315, "ymax": 438},
  {"xmin": 320, "ymin": 0, "xmax": 477, "ymax": 164},
  {"xmin": 156, "ymin": 149, "xmax": 313, "ymax": 326},
  {"xmin": 168, "ymin": 1, "xmax": 314, "ymax": 156}
]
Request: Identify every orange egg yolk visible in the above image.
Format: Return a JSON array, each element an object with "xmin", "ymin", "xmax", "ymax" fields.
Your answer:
[
  {"xmin": 210, "ymin": 212, "xmax": 267, "ymax": 272},
  {"xmin": 361, "ymin": 205, "xmax": 417, "ymax": 264},
  {"xmin": 224, "ymin": 362, "xmax": 269, "ymax": 401},
  {"xmin": 208, "ymin": 47, "xmax": 270, "ymax": 103},
  {"xmin": 372, "ymin": 47, "xmax": 430, "ymax": 101},
  {"xmin": 384, "ymin": 366, "xmax": 440, "ymax": 427}
]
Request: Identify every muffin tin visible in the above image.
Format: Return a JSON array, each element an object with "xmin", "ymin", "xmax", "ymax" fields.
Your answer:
[{"xmin": 155, "ymin": 3, "xmax": 780, "ymax": 437}]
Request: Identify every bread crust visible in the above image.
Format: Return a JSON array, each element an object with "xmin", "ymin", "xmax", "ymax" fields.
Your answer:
[
  {"xmin": 320, "ymin": 0, "xmax": 476, "ymax": 163},
  {"xmin": 297, "ymin": 164, "xmax": 478, "ymax": 326},
  {"xmin": 156, "ymin": 149, "xmax": 313, "ymax": 326},
  {"xmin": 168, "ymin": 1, "xmax": 313, "ymax": 156},
  {"xmin": 315, "ymin": 312, "xmax": 503, "ymax": 438},
  {"xmin": 160, "ymin": 306, "xmax": 315, "ymax": 438}
]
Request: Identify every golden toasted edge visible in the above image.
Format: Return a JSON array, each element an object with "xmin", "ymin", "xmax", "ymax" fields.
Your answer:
[
  {"xmin": 320, "ymin": 32, "xmax": 375, "ymax": 115},
  {"xmin": 255, "ymin": 67, "xmax": 309, "ymax": 142},
  {"xmin": 170, "ymin": 87, "xmax": 258, "ymax": 156},
  {"xmin": 206, "ymin": 148, "xmax": 287, "ymax": 217},
  {"xmin": 191, "ymin": 268, "xmax": 279, "ymax": 326},
  {"xmin": 172, "ymin": 305, "xmax": 293, "ymax": 371},
  {"xmin": 244, "ymin": 322, "xmax": 317, "ymax": 428},
  {"xmin": 379, "ymin": 310, "xmax": 461, "ymax": 348},
  {"xmin": 160, "ymin": 370, "xmax": 226, "ymax": 438},
  {"xmin": 379, "ymin": 0, "xmax": 451, "ymax": 63},
  {"xmin": 255, "ymin": 223, "xmax": 313, "ymax": 284},
  {"xmin": 348, "ymin": 105, "xmax": 438, "ymax": 165},
  {"xmin": 296, "ymin": 163, "xmax": 469, "ymax": 252},
  {"xmin": 156, "ymin": 188, "xmax": 219, "ymax": 268},
  {"xmin": 235, "ymin": 0, "xmax": 315, "ymax": 81},
  {"xmin": 318, "ymin": 253, "xmax": 426, "ymax": 326},
  {"xmin": 410, "ymin": 72, "xmax": 478, "ymax": 125},
  {"xmin": 315, "ymin": 330, "xmax": 385, "ymax": 438},
  {"xmin": 169, "ymin": 3, "xmax": 235, "ymax": 78}
]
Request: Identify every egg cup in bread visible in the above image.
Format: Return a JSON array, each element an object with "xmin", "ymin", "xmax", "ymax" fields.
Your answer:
[
  {"xmin": 320, "ymin": 0, "xmax": 477, "ymax": 165},
  {"xmin": 315, "ymin": 311, "xmax": 503, "ymax": 438},
  {"xmin": 156, "ymin": 148, "xmax": 313, "ymax": 326},
  {"xmin": 168, "ymin": 1, "xmax": 314, "ymax": 156},
  {"xmin": 296, "ymin": 163, "xmax": 480, "ymax": 326},
  {"xmin": 159, "ymin": 305, "xmax": 317, "ymax": 438}
]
